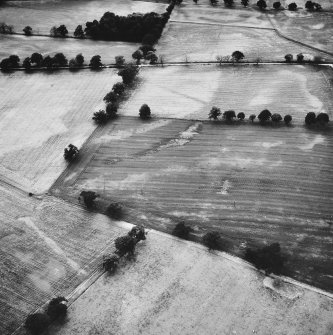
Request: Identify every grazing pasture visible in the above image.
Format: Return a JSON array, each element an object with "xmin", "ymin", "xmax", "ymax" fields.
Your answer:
[
  {"xmin": 0, "ymin": 69, "xmax": 119, "ymax": 193},
  {"xmin": 0, "ymin": 34, "xmax": 139, "ymax": 65},
  {"xmin": 157, "ymin": 22, "xmax": 332, "ymax": 62},
  {"xmin": 118, "ymin": 65, "xmax": 333, "ymax": 121},
  {"xmin": 0, "ymin": 182, "xmax": 127, "ymax": 335},
  {"xmin": 48, "ymin": 231, "xmax": 333, "ymax": 335},
  {"xmin": 51, "ymin": 116, "xmax": 333, "ymax": 292},
  {"xmin": 0, "ymin": 0, "xmax": 167, "ymax": 35}
]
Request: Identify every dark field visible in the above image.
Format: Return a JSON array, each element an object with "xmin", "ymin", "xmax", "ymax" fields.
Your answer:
[{"xmin": 51, "ymin": 116, "xmax": 333, "ymax": 292}]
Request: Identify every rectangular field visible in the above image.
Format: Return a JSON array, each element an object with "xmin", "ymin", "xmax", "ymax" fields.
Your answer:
[
  {"xmin": 0, "ymin": 69, "xmax": 120, "ymax": 193},
  {"xmin": 0, "ymin": 182, "xmax": 128, "ymax": 335},
  {"xmin": 119, "ymin": 65, "xmax": 333, "ymax": 121},
  {"xmin": 0, "ymin": 0, "xmax": 167, "ymax": 35},
  {"xmin": 157, "ymin": 22, "xmax": 332, "ymax": 62},
  {"xmin": 51, "ymin": 116, "xmax": 333, "ymax": 292},
  {"xmin": 0, "ymin": 34, "xmax": 139, "ymax": 65}
]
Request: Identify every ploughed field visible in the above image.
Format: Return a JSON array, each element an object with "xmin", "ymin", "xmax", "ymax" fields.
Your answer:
[
  {"xmin": 0, "ymin": 0, "xmax": 167, "ymax": 35},
  {"xmin": 0, "ymin": 34, "xmax": 139, "ymax": 65},
  {"xmin": 0, "ymin": 69, "xmax": 120, "ymax": 193},
  {"xmin": 0, "ymin": 181, "xmax": 127, "ymax": 335},
  {"xmin": 51, "ymin": 115, "xmax": 333, "ymax": 292},
  {"xmin": 119, "ymin": 65, "xmax": 333, "ymax": 120}
]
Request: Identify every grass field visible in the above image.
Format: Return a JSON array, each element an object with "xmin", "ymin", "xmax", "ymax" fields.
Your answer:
[
  {"xmin": 48, "ymin": 231, "xmax": 333, "ymax": 335},
  {"xmin": 157, "ymin": 22, "xmax": 332, "ymax": 62},
  {"xmin": 118, "ymin": 65, "xmax": 333, "ymax": 121},
  {"xmin": 0, "ymin": 0, "xmax": 167, "ymax": 35},
  {"xmin": 51, "ymin": 115, "xmax": 333, "ymax": 292},
  {"xmin": 0, "ymin": 34, "xmax": 139, "ymax": 65},
  {"xmin": 0, "ymin": 181, "xmax": 128, "ymax": 335},
  {"xmin": 0, "ymin": 69, "xmax": 120, "ymax": 193}
]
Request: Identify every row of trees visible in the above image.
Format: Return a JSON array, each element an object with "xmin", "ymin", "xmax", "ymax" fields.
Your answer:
[
  {"xmin": 92, "ymin": 63, "xmax": 139, "ymax": 124},
  {"xmin": 305, "ymin": 112, "xmax": 330, "ymax": 125},
  {"xmin": 285, "ymin": 53, "xmax": 323, "ymax": 64},
  {"xmin": 0, "ymin": 52, "xmax": 104, "ymax": 71},
  {"xmin": 208, "ymin": 108, "xmax": 293, "ymax": 125},
  {"xmin": 172, "ymin": 222, "xmax": 284, "ymax": 274},
  {"xmin": 209, "ymin": 0, "xmax": 323, "ymax": 11}
]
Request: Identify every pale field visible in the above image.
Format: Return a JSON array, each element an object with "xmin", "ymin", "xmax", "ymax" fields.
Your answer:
[
  {"xmin": 0, "ymin": 181, "xmax": 128, "ymax": 335},
  {"xmin": 0, "ymin": 69, "xmax": 121, "ymax": 193},
  {"xmin": 269, "ymin": 9, "xmax": 333, "ymax": 53},
  {"xmin": 51, "ymin": 116, "xmax": 333, "ymax": 292},
  {"xmin": 119, "ymin": 65, "xmax": 333, "ymax": 121},
  {"xmin": 0, "ymin": 0, "xmax": 167, "ymax": 35},
  {"xmin": 0, "ymin": 34, "xmax": 139, "ymax": 65},
  {"xmin": 48, "ymin": 231, "xmax": 333, "ymax": 335},
  {"xmin": 157, "ymin": 22, "xmax": 332, "ymax": 62}
]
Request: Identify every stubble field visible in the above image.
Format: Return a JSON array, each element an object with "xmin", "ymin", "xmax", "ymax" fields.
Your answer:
[
  {"xmin": 0, "ymin": 69, "xmax": 120, "ymax": 193},
  {"xmin": 0, "ymin": 181, "xmax": 128, "ymax": 335},
  {"xmin": 118, "ymin": 65, "xmax": 333, "ymax": 120},
  {"xmin": 51, "ymin": 113, "xmax": 333, "ymax": 291},
  {"xmin": 0, "ymin": 0, "xmax": 167, "ymax": 35}
]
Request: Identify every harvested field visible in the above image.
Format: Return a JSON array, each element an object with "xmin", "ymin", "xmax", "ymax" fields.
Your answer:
[
  {"xmin": 119, "ymin": 65, "xmax": 333, "ymax": 121},
  {"xmin": 171, "ymin": 3, "xmax": 272, "ymax": 28},
  {"xmin": 0, "ymin": 182, "xmax": 128, "ymax": 335},
  {"xmin": 157, "ymin": 22, "xmax": 332, "ymax": 62},
  {"xmin": 0, "ymin": 34, "xmax": 139, "ymax": 65},
  {"xmin": 269, "ymin": 10, "xmax": 333, "ymax": 54},
  {"xmin": 48, "ymin": 230, "xmax": 333, "ymax": 335},
  {"xmin": 0, "ymin": 69, "xmax": 120, "ymax": 193},
  {"xmin": 0, "ymin": 0, "xmax": 167, "ymax": 35},
  {"xmin": 51, "ymin": 116, "xmax": 333, "ymax": 292}
]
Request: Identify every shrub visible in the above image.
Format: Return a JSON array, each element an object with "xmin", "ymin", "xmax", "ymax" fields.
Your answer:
[
  {"xmin": 288, "ymin": 2, "xmax": 297, "ymax": 10},
  {"xmin": 305, "ymin": 112, "xmax": 316, "ymax": 125},
  {"xmin": 80, "ymin": 191, "xmax": 99, "ymax": 209},
  {"xmin": 284, "ymin": 114, "xmax": 292, "ymax": 125},
  {"xmin": 115, "ymin": 235, "xmax": 136, "ymax": 257},
  {"xmin": 92, "ymin": 110, "xmax": 108, "ymax": 124},
  {"xmin": 296, "ymin": 53, "xmax": 304, "ymax": 63},
  {"xmin": 115, "ymin": 55, "xmax": 125, "ymax": 68},
  {"xmin": 74, "ymin": 25, "xmax": 85, "ymax": 38},
  {"xmin": 223, "ymin": 110, "xmax": 236, "ymax": 121},
  {"xmin": 103, "ymin": 254, "xmax": 120, "ymax": 273},
  {"xmin": 64, "ymin": 144, "xmax": 79, "ymax": 161},
  {"xmin": 202, "ymin": 231, "xmax": 222, "ymax": 250},
  {"xmin": 172, "ymin": 221, "xmax": 193, "ymax": 239},
  {"xmin": 0, "ymin": 22, "xmax": 14, "ymax": 34},
  {"xmin": 271, "ymin": 113, "xmax": 282, "ymax": 123},
  {"xmin": 245, "ymin": 242, "xmax": 284, "ymax": 274},
  {"xmin": 258, "ymin": 109, "xmax": 271, "ymax": 122},
  {"xmin": 316, "ymin": 112, "xmax": 329, "ymax": 124},
  {"xmin": 25, "ymin": 313, "xmax": 50, "ymax": 335},
  {"xmin": 23, "ymin": 26, "xmax": 32, "ymax": 36},
  {"xmin": 89, "ymin": 55, "xmax": 103, "ymax": 69},
  {"xmin": 146, "ymin": 51, "xmax": 158, "ymax": 64},
  {"xmin": 118, "ymin": 64, "xmax": 139, "ymax": 85},
  {"xmin": 47, "ymin": 297, "xmax": 68, "ymax": 321},
  {"xmin": 237, "ymin": 112, "xmax": 245, "ymax": 120},
  {"xmin": 128, "ymin": 225, "xmax": 146, "ymax": 242},
  {"xmin": 273, "ymin": 1, "xmax": 281, "ymax": 9},
  {"xmin": 140, "ymin": 45, "xmax": 156, "ymax": 57},
  {"xmin": 23, "ymin": 57, "xmax": 31, "ymax": 71},
  {"xmin": 249, "ymin": 114, "xmax": 256, "ymax": 122},
  {"xmin": 209, "ymin": 106, "xmax": 221, "ymax": 120},
  {"xmin": 106, "ymin": 102, "xmax": 118, "ymax": 119},
  {"xmin": 285, "ymin": 54, "xmax": 293, "ymax": 63},
  {"xmin": 231, "ymin": 50, "xmax": 244, "ymax": 62},
  {"xmin": 257, "ymin": 0, "xmax": 267, "ymax": 10},
  {"xmin": 106, "ymin": 202, "xmax": 123, "ymax": 219},
  {"xmin": 112, "ymin": 82, "xmax": 125, "ymax": 96},
  {"xmin": 139, "ymin": 104, "xmax": 151, "ymax": 119},
  {"xmin": 31, "ymin": 52, "xmax": 43, "ymax": 67}
]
